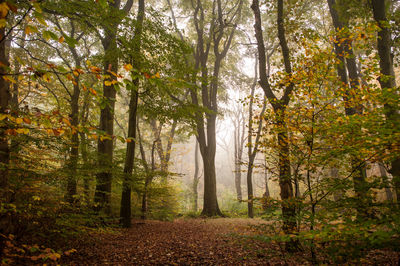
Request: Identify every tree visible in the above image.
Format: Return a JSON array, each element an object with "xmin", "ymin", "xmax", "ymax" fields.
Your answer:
[
  {"xmin": 327, "ymin": 0, "xmax": 369, "ymax": 217},
  {"xmin": 189, "ymin": 0, "xmax": 243, "ymax": 217},
  {"xmin": 371, "ymin": 0, "xmax": 400, "ymax": 204},
  {"xmin": 232, "ymin": 99, "xmax": 246, "ymax": 201},
  {"xmin": 94, "ymin": 0, "xmax": 133, "ymax": 214},
  {"xmin": 120, "ymin": 0, "xmax": 145, "ymax": 228},
  {"xmin": 252, "ymin": 0, "xmax": 298, "ymax": 250},
  {"xmin": 0, "ymin": 0, "xmax": 10, "ymax": 201}
]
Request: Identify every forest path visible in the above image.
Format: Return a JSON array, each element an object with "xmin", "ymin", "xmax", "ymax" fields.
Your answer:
[{"xmin": 65, "ymin": 218, "xmax": 300, "ymax": 265}]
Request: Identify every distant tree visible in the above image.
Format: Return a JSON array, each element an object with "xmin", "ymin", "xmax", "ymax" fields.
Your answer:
[
  {"xmin": 232, "ymin": 99, "xmax": 246, "ymax": 202},
  {"xmin": 188, "ymin": 0, "xmax": 243, "ymax": 216}
]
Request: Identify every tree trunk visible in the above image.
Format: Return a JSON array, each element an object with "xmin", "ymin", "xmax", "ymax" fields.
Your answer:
[
  {"xmin": 234, "ymin": 124, "xmax": 242, "ymax": 201},
  {"xmin": 80, "ymin": 132, "xmax": 90, "ymax": 205},
  {"xmin": 94, "ymin": 32, "xmax": 118, "ymax": 214},
  {"xmin": 378, "ymin": 163, "xmax": 393, "ymax": 202},
  {"xmin": 80, "ymin": 89, "xmax": 91, "ymax": 205},
  {"xmin": 199, "ymin": 113, "xmax": 221, "ymax": 216},
  {"xmin": 65, "ymin": 81, "xmax": 80, "ymax": 204},
  {"xmin": 0, "ymin": 6, "xmax": 10, "ymax": 201},
  {"xmin": 246, "ymin": 160, "xmax": 254, "ymax": 218},
  {"xmin": 192, "ymin": 140, "xmax": 200, "ymax": 212},
  {"xmin": 275, "ymin": 109, "xmax": 296, "ymax": 237},
  {"xmin": 201, "ymin": 145, "xmax": 221, "ymax": 216},
  {"xmin": 371, "ymin": 0, "xmax": 400, "ymax": 204},
  {"xmin": 120, "ymin": 0, "xmax": 145, "ymax": 228},
  {"xmin": 246, "ymin": 55, "xmax": 264, "ymax": 218}
]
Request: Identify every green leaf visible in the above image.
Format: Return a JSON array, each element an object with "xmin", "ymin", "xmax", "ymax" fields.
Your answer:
[
  {"xmin": 43, "ymin": 30, "xmax": 58, "ymax": 41},
  {"xmin": 63, "ymin": 35, "xmax": 78, "ymax": 48}
]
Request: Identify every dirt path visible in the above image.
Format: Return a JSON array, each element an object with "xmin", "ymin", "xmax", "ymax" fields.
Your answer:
[{"xmin": 64, "ymin": 218, "xmax": 295, "ymax": 265}]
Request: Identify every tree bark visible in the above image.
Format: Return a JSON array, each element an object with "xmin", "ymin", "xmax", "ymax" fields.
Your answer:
[
  {"xmin": 80, "ymin": 89, "xmax": 91, "ymax": 205},
  {"xmin": 264, "ymin": 167, "xmax": 270, "ymax": 198},
  {"xmin": 65, "ymin": 81, "xmax": 80, "ymax": 204},
  {"xmin": 378, "ymin": 163, "xmax": 394, "ymax": 202},
  {"xmin": 120, "ymin": 0, "xmax": 145, "ymax": 228},
  {"xmin": 65, "ymin": 38, "xmax": 82, "ymax": 204},
  {"xmin": 233, "ymin": 115, "xmax": 244, "ymax": 201},
  {"xmin": 192, "ymin": 140, "xmax": 200, "ymax": 212},
  {"xmin": 0, "ymin": 3, "xmax": 10, "ymax": 201},
  {"xmin": 94, "ymin": 34, "xmax": 118, "ymax": 214},
  {"xmin": 371, "ymin": 0, "xmax": 400, "ymax": 204}
]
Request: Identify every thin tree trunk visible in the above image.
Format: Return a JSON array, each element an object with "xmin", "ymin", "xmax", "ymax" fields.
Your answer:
[
  {"xmin": 246, "ymin": 55, "xmax": 263, "ymax": 218},
  {"xmin": 264, "ymin": 168, "xmax": 270, "ymax": 198},
  {"xmin": 234, "ymin": 121, "xmax": 242, "ymax": 201},
  {"xmin": 120, "ymin": 0, "xmax": 145, "ymax": 228},
  {"xmin": 193, "ymin": 140, "xmax": 200, "ymax": 212},
  {"xmin": 80, "ymin": 132, "xmax": 90, "ymax": 204},
  {"xmin": 65, "ymin": 81, "xmax": 80, "ymax": 204},
  {"xmin": 137, "ymin": 119, "xmax": 155, "ymax": 220},
  {"xmin": 80, "ymin": 89, "xmax": 91, "ymax": 205},
  {"xmin": 65, "ymin": 41, "xmax": 82, "ymax": 203}
]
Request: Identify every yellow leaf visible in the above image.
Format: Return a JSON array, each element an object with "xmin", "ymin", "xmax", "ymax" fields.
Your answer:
[
  {"xmin": 0, "ymin": 114, "xmax": 8, "ymax": 121},
  {"xmin": 3, "ymin": 76, "xmax": 16, "ymax": 84},
  {"xmin": 43, "ymin": 74, "xmax": 51, "ymax": 82},
  {"xmin": 124, "ymin": 64, "xmax": 133, "ymax": 71},
  {"xmin": 32, "ymin": 195, "xmax": 40, "ymax": 201},
  {"xmin": 104, "ymin": 80, "xmax": 112, "ymax": 86},
  {"xmin": 0, "ymin": 2, "xmax": 9, "ymax": 18},
  {"xmin": 16, "ymin": 117, "xmax": 23, "ymax": 124},
  {"xmin": 59, "ymin": 36, "xmax": 64, "ymax": 43},
  {"xmin": 0, "ymin": 18, "xmax": 6, "ymax": 28},
  {"xmin": 16, "ymin": 128, "xmax": 25, "ymax": 134},
  {"xmin": 48, "ymin": 253, "xmax": 61, "ymax": 261},
  {"xmin": 73, "ymin": 70, "xmax": 79, "ymax": 77}
]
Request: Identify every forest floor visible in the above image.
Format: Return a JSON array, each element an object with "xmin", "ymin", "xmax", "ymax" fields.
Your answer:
[{"xmin": 60, "ymin": 218, "xmax": 400, "ymax": 266}]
